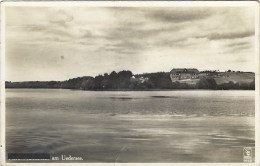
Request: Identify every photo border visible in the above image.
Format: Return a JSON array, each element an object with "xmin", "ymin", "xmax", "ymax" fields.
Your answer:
[{"xmin": 0, "ymin": 1, "xmax": 259, "ymax": 166}]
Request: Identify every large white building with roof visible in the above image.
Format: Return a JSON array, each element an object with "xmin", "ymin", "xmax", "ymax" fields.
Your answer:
[{"xmin": 170, "ymin": 68, "xmax": 199, "ymax": 83}]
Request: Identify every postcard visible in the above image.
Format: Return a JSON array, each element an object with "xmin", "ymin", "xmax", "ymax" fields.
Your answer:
[{"xmin": 0, "ymin": 1, "xmax": 259, "ymax": 166}]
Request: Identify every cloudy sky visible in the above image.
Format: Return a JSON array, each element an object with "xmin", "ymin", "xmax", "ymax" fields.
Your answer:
[{"xmin": 5, "ymin": 6, "xmax": 255, "ymax": 81}]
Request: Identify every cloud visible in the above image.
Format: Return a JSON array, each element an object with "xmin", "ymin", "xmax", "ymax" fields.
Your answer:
[
  {"xmin": 224, "ymin": 42, "xmax": 253, "ymax": 54},
  {"xmin": 196, "ymin": 30, "xmax": 254, "ymax": 40},
  {"xmin": 16, "ymin": 24, "xmax": 48, "ymax": 32},
  {"xmin": 48, "ymin": 9, "xmax": 74, "ymax": 27},
  {"xmin": 147, "ymin": 8, "xmax": 213, "ymax": 23},
  {"xmin": 5, "ymin": 6, "xmax": 256, "ymax": 81},
  {"xmin": 227, "ymin": 41, "xmax": 251, "ymax": 47}
]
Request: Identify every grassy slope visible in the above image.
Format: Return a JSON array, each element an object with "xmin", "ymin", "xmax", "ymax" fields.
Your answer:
[{"xmin": 213, "ymin": 72, "xmax": 254, "ymax": 85}]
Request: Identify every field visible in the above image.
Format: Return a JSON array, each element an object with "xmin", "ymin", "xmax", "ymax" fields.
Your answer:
[{"xmin": 213, "ymin": 72, "xmax": 254, "ymax": 85}]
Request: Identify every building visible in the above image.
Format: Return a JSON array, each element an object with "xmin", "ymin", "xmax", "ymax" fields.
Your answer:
[{"xmin": 170, "ymin": 68, "xmax": 199, "ymax": 82}]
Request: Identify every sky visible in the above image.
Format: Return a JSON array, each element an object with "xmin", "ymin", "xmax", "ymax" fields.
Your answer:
[{"xmin": 5, "ymin": 6, "xmax": 256, "ymax": 81}]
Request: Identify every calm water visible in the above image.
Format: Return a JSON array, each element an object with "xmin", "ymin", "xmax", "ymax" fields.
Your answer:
[{"xmin": 6, "ymin": 89, "xmax": 255, "ymax": 162}]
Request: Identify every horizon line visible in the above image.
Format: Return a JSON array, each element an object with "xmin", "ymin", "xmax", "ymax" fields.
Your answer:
[{"xmin": 5, "ymin": 69, "xmax": 255, "ymax": 83}]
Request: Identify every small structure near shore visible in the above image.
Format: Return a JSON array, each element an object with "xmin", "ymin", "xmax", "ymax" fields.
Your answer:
[{"xmin": 170, "ymin": 68, "xmax": 199, "ymax": 84}]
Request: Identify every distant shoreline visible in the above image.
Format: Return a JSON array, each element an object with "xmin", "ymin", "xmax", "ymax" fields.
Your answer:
[
  {"xmin": 5, "ymin": 88, "xmax": 255, "ymax": 91},
  {"xmin": 5, "ymin": 70, "xmax": 255, "ymax": 90}
]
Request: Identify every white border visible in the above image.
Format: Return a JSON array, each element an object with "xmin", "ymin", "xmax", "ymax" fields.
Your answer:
[
  {"xmin": 0, "ymin": 1, "xmax": 6, "ymax": 166},
  {"xmin": 0, "ymin": 1, "xmax": 259, "ymax": 7},
  {"xmin": 0, "ymin": 1, "xmax": 259, "ymax": 166},
  {"xmin": 254, "ymin": 2, "xmax": 260, "ymax": 166}
]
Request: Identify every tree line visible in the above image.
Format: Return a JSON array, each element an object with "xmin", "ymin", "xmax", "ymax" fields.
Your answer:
[{"xmin": 5, "ymin": 70, "xmax": 255, "ymax": 90}]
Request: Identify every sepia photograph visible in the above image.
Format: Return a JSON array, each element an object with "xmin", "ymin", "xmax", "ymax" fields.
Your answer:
[{"xmin": 0, "ymin": 1, "xmax": 259, "ymax": 165}]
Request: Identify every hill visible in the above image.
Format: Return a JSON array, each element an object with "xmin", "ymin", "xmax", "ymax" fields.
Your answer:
[
  {"xmin": 5, "ymin": 70, "xmax": 255, "ymax": 90},
  {"xmin": 213, "ymin": 72, "xmax": 254, "ymax": 85}
]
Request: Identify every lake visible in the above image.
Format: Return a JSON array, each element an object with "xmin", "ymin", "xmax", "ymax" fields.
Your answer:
[{"xmin": 5, "ymin": 89, "xmax": 255, "ymax": 162}]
